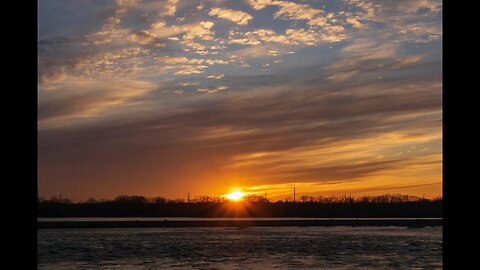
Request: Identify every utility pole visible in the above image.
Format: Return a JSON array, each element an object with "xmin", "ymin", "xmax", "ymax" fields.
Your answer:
[
  {"xmin": 187, "ymin": 192, "xmax": 190, "ymax": 203},
  {"xmin": 264, "ymin": 189, "xmax": 267, "ymax": 199},
  {"xmin": 293, "ymin": 187, "xmax": 296, "ymax": 203}
]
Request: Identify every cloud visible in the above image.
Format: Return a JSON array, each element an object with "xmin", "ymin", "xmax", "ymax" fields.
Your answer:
[
  {"xmin": 115, "ymin": 0, "xmax": 139, "ymax": 16},
  {"xmin": 133, "ymin": 0, "xmax": 179, "ymax": 17},
  {"xmin": 38, "ymin": 36, "xmax": 152, "ymax": 84},
  {"xmin": 148, "ymin": 20, "xmax": 218, "ymax": 52},
  {"xmin": 173, "ymin": 65, "xmax": 209, "ymax": 75},
  {"xmin": 229, "ymin": 29, "xmax": 290, "ymax": 46},
  {"xmin": 324, "ymin": 37, "xmax": 417, "ymax": 81},
  {"xmin": 197, "ymin": 85, "xmax": 229, "ymax": 93},
  {"xmin": 151, "ymin": 56, "xmax": 233, "ymax": 76},
  {"xmin": 390, "ymin": 55, "xmax": 424, "ymax": 69},
  {"xmin": 38, "ymin": 79, "xmax": 155, "ymax": 129},
  {"xmin": 182, "ymin": 21, "xmax": 215, "ymax": 41},
  {"xmin": 173, "ymin": 89, "xmax": 184, "ymax": 94},
  {"xmin": 345, "ymin": 0, "xmax": 441, "ymax": 43},
  {"xmin": 246, "ymin": 0, "xmax": 274, "ymax": 10},
  {"xmin": 396, "ymin": 22, "xmax": 442, "ymax": 43},
  {"xmin": 233, "ymin": 43, "xmax": 289, "ymax": 59},
  {"xmin": 207, "ymin": 74, "xmax": 225, "ymax": 79},
  {"xmin": 86, "ymin": 16, "xmax": 130, "ymax": 45},
  {"xmin": 229, "ymin": 24, "xmax": 347, "ymax": 48},
  {"xmin": 267, "ymin": 50, "xmax": 277, "ymax": 56},
  {"xmin": 285, "ymin": 28, "xmax": 317, "ymax": 46},
  {"xmin": 395, "ymin": 0, "xmax": 442, "ymax": 14},
  {"xmin": 179, "ymin": 82, "xmax": 199, "ymax": 86},
  {"xmin": 162, "ymin": 0, "xmax": 178, "ymax": 16},
  {"xmin": 156, "ymin": 56, "xmax": 232, "ymax": 66},
  {"xmin": 38, "ymin": 75, "xmax": 441, "ymax": 199},
  {"xmin": 208, "ymin": 8, "xmax": 253, "ymax": 25},
  {"xmin": 128, "ymin": 30, "xmax": 165, "ymax": 47},
  {"xmin": 273, "ymin": 1, "xmax": 324, "ymax": 21},
  {"xmin": 346, "ymin": 17, "xmax": 363, "ymax": 29},
  {"xmin": 194, "ymin": 50, "xmax": 216, "ymax": 55},
  {"xmin": 243, "ymin": 29, "xmax": 290, "ymax": 44},
  {"xmin": 150, "ymin": 20, "xmax": 215, "ymax": 41},
  {"xmin": 245, "ymin": 0, "xmax": 344, "ymax": 33},
  {"xmin": 38, "ymin": 0, "xmax": 442, "ymax": 200},
  {"xmin": 85, "ymin": 0, "xmax": 140, "ymax": 45},
  {"xmin": 181, "ymin": 40, "xmax": 208, "ymax": 50},
  {"xmin": 343, "ymin": 0, "xmax": 378, "ymax": 20}
]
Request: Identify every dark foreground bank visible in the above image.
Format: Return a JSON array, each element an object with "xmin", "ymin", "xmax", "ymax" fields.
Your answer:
[{"xmin": 38, "ymin": 218, "xmax": 442, "ymax": 228}]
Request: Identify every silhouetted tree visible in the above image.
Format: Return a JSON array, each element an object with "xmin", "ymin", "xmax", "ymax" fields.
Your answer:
[
  {"xmin": 151, "ymin": 197, "xmax": 166, "ymax": 204},
  {"xmin": 85, "ymin": 198, "xmax": 98, "ymax": 204}
]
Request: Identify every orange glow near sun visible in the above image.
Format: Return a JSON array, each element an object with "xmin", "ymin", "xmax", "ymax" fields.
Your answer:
[{"xmin": 225, "ymin": 191, "xmax": 245, "ymax": 201}]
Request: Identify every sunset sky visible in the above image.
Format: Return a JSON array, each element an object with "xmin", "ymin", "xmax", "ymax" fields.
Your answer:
[{"xmin": 38, "ymin": 0, "xmax": 442, "ymax": 201}]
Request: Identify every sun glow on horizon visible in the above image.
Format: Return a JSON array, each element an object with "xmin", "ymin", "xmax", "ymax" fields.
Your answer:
[{"xmin": 224, "ymin": 191, "xmax": 245, "ymax": 201}]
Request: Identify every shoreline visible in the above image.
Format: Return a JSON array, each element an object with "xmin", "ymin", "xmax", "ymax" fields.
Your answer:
[{"xmin": 38, "ymin": 218, "xmax": 442, "ymax": 228}]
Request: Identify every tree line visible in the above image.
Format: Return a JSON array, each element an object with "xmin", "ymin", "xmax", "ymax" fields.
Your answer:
[{"xmin": 38, "ymin": 194, "xmax": 442, "ymax": 218}]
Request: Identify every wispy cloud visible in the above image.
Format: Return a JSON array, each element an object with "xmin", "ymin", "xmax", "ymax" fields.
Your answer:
[{"xmin": 38, "ymin": 79, "xmax": 156, "ymax": 129}]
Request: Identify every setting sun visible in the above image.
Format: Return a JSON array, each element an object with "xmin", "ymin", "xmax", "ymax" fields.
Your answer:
[{"xmin": 225, "ymin": 191, "xmax": 245, "ymax": 201}]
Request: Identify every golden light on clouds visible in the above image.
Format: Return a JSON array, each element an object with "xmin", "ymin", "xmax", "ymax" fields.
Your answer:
[{"xmin": 38, "ymin": 0, "xmax": 442, "ymax": 201}]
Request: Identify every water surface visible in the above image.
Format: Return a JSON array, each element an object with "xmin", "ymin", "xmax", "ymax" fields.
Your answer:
[{"xmin": 38, "ymin": 226, "xmax": 442, "ymax": 269}]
